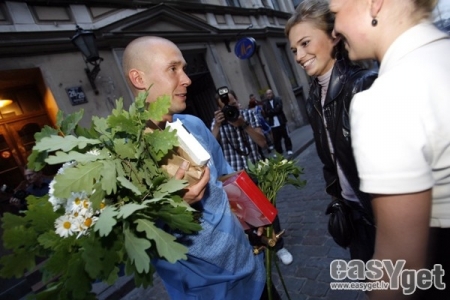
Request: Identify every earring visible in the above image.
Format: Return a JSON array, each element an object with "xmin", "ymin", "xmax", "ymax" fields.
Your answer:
[{"xmin": 371, "ymin": 18, "xmax": 378, "ymax": 27}]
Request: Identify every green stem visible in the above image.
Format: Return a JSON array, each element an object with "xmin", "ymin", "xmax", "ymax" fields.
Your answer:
[
  {"xmin": 274, "ymin": 258, "xmax": 291, "ymax": 300},
  {"xmin": 266, "ymin": 224, "xmax": 273, "ymax": 300}
]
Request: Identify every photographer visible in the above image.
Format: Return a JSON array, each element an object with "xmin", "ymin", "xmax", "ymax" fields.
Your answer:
[
  {"xmin": 211, "ymin": 89, "xmax": 267, "ymax": 171},
  {"xmin": 211, "ymin": 88, "xmax": 294, "ymax": 266}
]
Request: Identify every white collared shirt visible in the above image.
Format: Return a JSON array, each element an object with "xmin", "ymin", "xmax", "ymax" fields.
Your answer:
[{"xmin": 350, "ymin": 22, "xmax": 450, "ymax": 227}]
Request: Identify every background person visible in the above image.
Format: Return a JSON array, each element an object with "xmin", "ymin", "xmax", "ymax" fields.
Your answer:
[
  {"xmin": 211, "ymin": 89, "xmax": 293, "ymax": 266},
  {"xmin": 330, "ymin": 0, "xmax": 450, "ymax": 299},
  {"xmin": 122, "ymin": 36, "xmax": 268, "ymax": 299},
  {"xmin": 285, "ymin": 0, "xmax": 377, "ymax": 262},
  {"xmin": 211, "ymin": 89, "xmax": 267, "ymax": 171},
  {"xmin": 9, "ymin": 168, "xmax": 51, "ymax": 211},
  {"xmin": 248, "ymin": 94, "xmax": 274, "ymax": 155},
  {"xmin": 262, "ymin": 89, "xmax": 293, "ymax": 156}
]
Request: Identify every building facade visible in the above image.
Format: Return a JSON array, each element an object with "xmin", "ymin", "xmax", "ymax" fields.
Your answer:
[{"xmin": 0, "ymin": 0, "xmax": 310, "ymax": 204}]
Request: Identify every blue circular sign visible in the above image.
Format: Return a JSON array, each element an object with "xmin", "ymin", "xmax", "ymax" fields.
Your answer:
[{"xmin": 234, "ymin": 37, "xmax": 257, "ymax": 59}]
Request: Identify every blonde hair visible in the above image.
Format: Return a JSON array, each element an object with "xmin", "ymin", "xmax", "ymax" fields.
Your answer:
[
  {"xmin": 412, "ymin": 0, "xmax": 438, "ymax": 18},
  {"xmin": 285, "ymin": 0, "xmax": 349, "ymax": 60},
  {"xmin": 285, "ymin": 0, "xmax": 333, "ymax": 38}
]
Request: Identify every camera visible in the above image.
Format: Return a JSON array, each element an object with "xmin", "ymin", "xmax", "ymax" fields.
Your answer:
[{"xmin": 217, "ymin": 86, "xmax": 240, "ymax": 122}]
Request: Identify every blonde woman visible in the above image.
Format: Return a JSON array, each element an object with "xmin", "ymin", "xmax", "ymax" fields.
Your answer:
[
  {"xmin": 330, "ymin": 0, "xmax": 450, "ymax": 299},
  {"xmin": 285, "ymin": 0, "xmax": 377, "ymax": 262}
]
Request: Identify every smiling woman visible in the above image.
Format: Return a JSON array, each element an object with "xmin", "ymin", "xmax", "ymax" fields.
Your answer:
[{"xmin": 284, "ymin": 0, "xmax": 378, "ymax": 263}]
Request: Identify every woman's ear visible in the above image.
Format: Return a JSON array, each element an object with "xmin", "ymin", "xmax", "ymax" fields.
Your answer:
[
  {"xmin": 332, "ymin": 34, "xmax": 342, "ymax": 47},
  {"xmin": 370, "ymin": 0, "xmax": 383, "ymax": 19},
  {"xmin": 128, "ymin": 69, "xmax": 146, "ymax": 90}
]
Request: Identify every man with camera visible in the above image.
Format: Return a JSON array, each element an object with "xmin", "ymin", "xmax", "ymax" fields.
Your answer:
[
  {"xmin": 211, "ymin": 88, "xmax": 267, "ymax": 171},
  {"xmin": 211, "ymin": 88, "xmax": 294, "ymax": 265}
]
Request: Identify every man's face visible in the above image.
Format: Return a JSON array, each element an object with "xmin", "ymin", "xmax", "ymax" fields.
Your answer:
[
  {"xmin": 329, "ymin": 0, "xmax": 373, "ymax": 60},
  {"xmin": 24, "ymin": 169, "xmax": 39, "ymax": 184},
  {"xmin": 140, "ymin": 41, "xmax": 192, "ymax": 115},
  {"xmin": 265, "ymin": 90, "xmax": 274, "ymax": 100}
]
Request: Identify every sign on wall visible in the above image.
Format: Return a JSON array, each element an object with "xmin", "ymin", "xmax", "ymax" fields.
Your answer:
[
  {"xmin": 66, "ymin": 86, "xmax": 88, "ymax": 106},
  {"xmin": 234, "ymin": 37, "xmax": 257, "ymax": 59}
]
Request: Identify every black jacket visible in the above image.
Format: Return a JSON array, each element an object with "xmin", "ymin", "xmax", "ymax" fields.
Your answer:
[
  {"xmin": 307, "ymin": 57, "xmax": 378, "ymax": 219},
  {"xmin": 262, "ymin": 97, "xmax": 287, "ymax": 126}
]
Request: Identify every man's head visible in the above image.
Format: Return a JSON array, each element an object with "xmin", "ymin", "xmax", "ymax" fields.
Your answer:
[
  {"xmin": 24, "ymin": 169, "xmax": 42, "ymax": 185},
  {"xmin": 216, "ymin": 89, "xmax": 240, "ymax": 110},
  {"xmin": 122, "ymin": 36, "xmax": 192, "ymax": 117},
  {"xmin": 265, "ymin": 89, "xmax": 274, "ymax": 100}
]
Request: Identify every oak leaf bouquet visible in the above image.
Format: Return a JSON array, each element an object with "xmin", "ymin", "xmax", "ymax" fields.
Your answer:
[{"xmin": 0, "ymin": 91, "xmax": 201, "ymax": 299}]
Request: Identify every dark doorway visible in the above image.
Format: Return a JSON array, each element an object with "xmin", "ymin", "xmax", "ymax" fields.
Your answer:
[{"xmin": 183, "ymin": 51, "xmax": 217, "ymax": 127}]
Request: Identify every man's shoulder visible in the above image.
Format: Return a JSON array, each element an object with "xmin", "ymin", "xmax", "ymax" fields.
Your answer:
[{"xmin": 175, "ymin": 114, "xmax": 202, "ymax": 124}]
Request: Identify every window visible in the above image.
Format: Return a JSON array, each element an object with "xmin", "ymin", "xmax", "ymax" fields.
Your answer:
[
  {"xmin": 292, "ymin": 0, "xmax": 302, "ymax": 9},
  {"xmin": 0, "ymin": 85, "xmax": 44, "ymax": 119},
  {"xmin": 226, "ymin": 0, "xmax": 241, "ymax": 7},
  {"xmin": 277, "ymin": 44, "xmax": 299, "ymax": 88},
  {"xmin": 271, "ymin": 0, "xmax": 280, "ymax": 11},
  {"xmin": 262, "ymin": 0, "xmax": 281, "ymax": 10}
]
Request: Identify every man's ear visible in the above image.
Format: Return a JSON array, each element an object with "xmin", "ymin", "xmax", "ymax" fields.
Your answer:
[{"xmin": 128, "ymin": 69, "xmax": 146, "ymax": 90}]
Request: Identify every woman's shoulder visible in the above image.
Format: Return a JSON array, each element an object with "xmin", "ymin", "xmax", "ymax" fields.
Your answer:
[{"xmin": 345, "ymin": 64, "xmax": 378, "ymax": 94}]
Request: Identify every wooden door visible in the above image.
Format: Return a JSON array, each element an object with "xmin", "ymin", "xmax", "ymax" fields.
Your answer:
[{"xmin": 0, "ymin": 114, "xmax": 52, "ymax": 215}]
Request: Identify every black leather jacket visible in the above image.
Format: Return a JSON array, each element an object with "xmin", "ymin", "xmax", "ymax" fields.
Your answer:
[{"xmin": 306, "ymin": 57, "xmax": 378, "ymax": 218}]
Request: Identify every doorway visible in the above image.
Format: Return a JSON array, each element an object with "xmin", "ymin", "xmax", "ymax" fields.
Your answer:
[
  {"xmin": 183, "ymin": 51, "xmax": 218, "ymax": 126},
  {"xmin": 0, "ymin": 81, "xmax": 54, "ymax": 215}
]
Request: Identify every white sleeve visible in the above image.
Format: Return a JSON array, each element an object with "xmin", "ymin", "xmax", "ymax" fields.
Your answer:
[{"xmin": 350, "ymin": 88, "xmax": 433, "ymax": 194}]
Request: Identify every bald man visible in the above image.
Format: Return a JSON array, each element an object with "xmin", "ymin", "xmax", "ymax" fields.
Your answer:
[{"xmin": 122, "ymin": 37, "xmax": 267, "ymax": 299}]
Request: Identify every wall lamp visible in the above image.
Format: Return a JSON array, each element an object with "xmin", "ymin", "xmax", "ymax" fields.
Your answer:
[
  {"xmin": 0, "ymin": 99, "xmax": 12, "ymax": 108},
  {"xmin": 71, "ymin": 25, "xmax": 103, "ymax": 94}
]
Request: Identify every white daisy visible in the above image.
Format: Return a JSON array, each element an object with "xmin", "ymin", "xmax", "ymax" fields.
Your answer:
[
  {"xmin": 75, "ymin": 214, "xmax": 98, "ymax": 238},
  {"xmin": 95, "ymin": 199, "xmax": 107, "ymax": 214},
  {"xmin": 48, "ymin": 179, "xmax": 56, "ymax": 196},
  {"xmin": 79, "ymin": 199, "xmax": 92, "ymax": 216},
  {"xmin": 57, "ymin": 161, "xmax": 77, "ymax": 174},
  {"xmin": 66, "ymin": 192, "xmax": 87, "ymax": 214},
  {"xmin": 48, "ymin": 195, "xmax": 66, "ymax": 211},
  {"xmin": 87, "ymin": 149, "xmax": 100, "ymax": 156},
  {"xmin": 55, "ymin": 215, "xmax": 77, "ymax": 238}
]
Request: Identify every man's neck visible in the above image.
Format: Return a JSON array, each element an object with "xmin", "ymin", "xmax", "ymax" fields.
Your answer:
[{"xmin": 153, "ymin": 115, "xmax": 173, "ymax": 129}]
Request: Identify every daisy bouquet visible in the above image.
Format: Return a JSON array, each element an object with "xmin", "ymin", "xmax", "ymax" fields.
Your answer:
[
  {"xmin": 0, "ymin": 91, "xmax": 201, "ymax": 299},
  {"xmin": 247, "ymin": 154, "xmax": 306, "ymax": 300}
]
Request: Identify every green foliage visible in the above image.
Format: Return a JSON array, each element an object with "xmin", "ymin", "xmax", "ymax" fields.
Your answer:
[
  {"xmin": 0, "ymin": 91, "xmax": 202, "ymax": 299},
  {"xmin": 247, "ymin": 153, "xmax": 306, "ymax": 205}
]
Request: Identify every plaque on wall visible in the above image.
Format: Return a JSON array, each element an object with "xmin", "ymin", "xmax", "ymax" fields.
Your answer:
[{"xmin": 66, "ymin": 86, "xmax": 88, "ymax": 106}]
